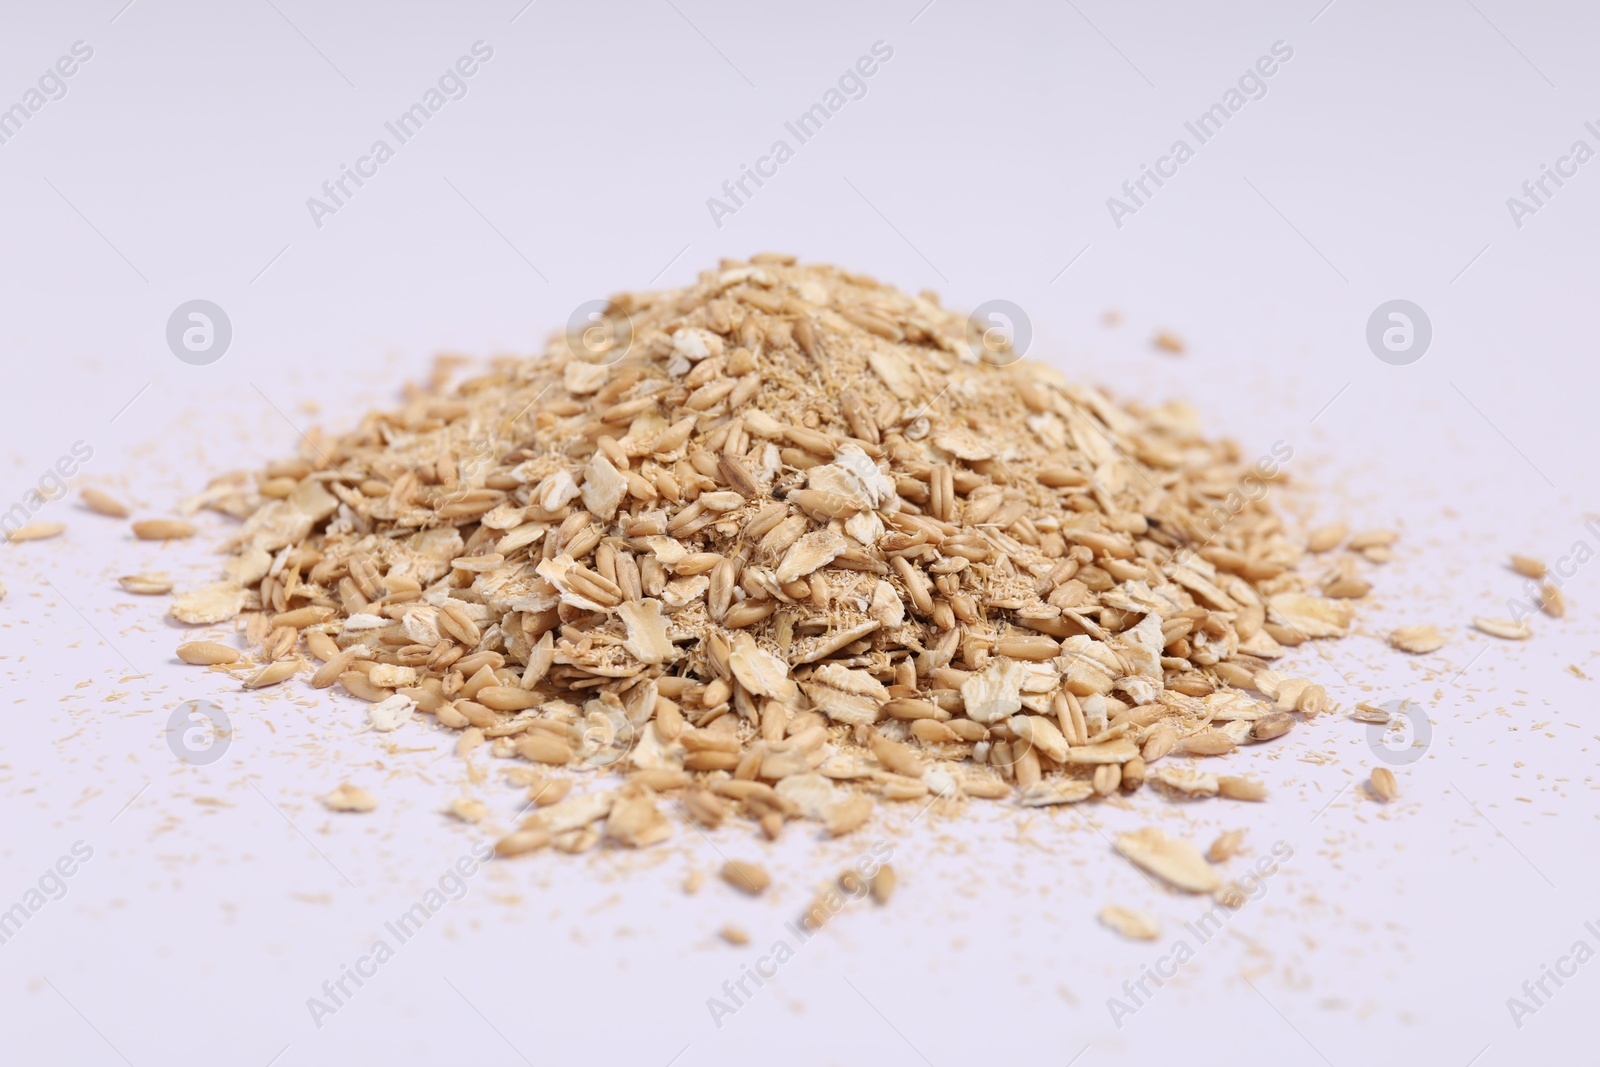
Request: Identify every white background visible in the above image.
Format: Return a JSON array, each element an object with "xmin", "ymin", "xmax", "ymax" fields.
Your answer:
[{"xmin": 1, "ymin": 1, "xmax": 1596, "ymax": 1064}]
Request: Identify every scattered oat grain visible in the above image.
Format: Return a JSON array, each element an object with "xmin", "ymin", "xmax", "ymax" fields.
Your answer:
[
  {"xmin": 1100, "ymin": 904, "xmax": 1160, "ymax": 940},
  {"xmin": 119, "ymin": 573, "xmax": 173, "ymax": 595},
  {"xmin": 322, "ymin": 783, "xmax": 377, "ymax": 813},
  {"xmin": 1475, "ymin": 616, "xmax": 1532, "ymax": 640},
  {"xmin": 1388, "ymin": 625, "xmax": 1446, "ymax": 654},
  {"xmin": 7, "ymin": 521, "xmax": 64, "ymax": 543},
  {"xmin": 176, "ymin": 641, "xmax": 240, "ymax": 666},
  {"xmin": 81, "ymin": 488, "xmax": 130, "ymax": 518},
  {"xmin": 1510, "ymin": 554, "xmax": 1546, "ymax": 579},
  {"xmin": 1152, "ymin": 331, "xmax": 1185, "ymax": 354},
  {"xmin": 720, "ymin": 860, "xmax": 771, "ymax": 896},
  {"xmin": 132, "ymin": 519, "xmax": 196, "ymax": 541}
]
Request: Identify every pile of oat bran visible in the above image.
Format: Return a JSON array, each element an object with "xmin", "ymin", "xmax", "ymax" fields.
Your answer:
[{"xmin": 173, "ymin": 254, "xmax": 1364, "ymax": 856}]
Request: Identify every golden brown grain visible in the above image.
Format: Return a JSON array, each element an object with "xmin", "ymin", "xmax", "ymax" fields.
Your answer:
[
  {"xmin": 119, "ymin": 573, "xmax": 172, "ymax": 595},
  {"xmin": 720, "ymin": 860, "xmax": 771, "ymax": 896},
  {"xmin": 322, "ymin": 783, "xmax": 377, "ymax": 813},
  {"xmin": 870, "ymin": 864, "xmax": 895, "ymax": 905},
  {"xmin": 7, "ymin": 521, "xmax": 65, "ymax": 543},
  {"xmin": 1510, "ymin": 554, "xmax": 1546, "ymax": 579},
  {"xmin": 243, "ymin": 659, "xmax": 298, "ymax": 689},
  {"xmin": 81, "ymin": 488, "xmax": 130, "ymax": 518},
  {"xmin": 176, "ymin": 641, "xmax": 241, "ymax": 666},
  {"xmin": 132, "ymin": 519, "xmax": 196, "ymax": 541}
]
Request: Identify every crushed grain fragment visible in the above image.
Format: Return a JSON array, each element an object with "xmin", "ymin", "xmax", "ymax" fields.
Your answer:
[
  {"xmin": 495, "ymin": 828, "xmax": 551, "ymax": 856},
  {"xmin": 1115, "ymin": 827, "xmax": 1220, "ymax": 893},
  {"xmin": 322, "ymin": 783, "xmax": 377, "ymax": 813},
  {"xmin": 447, "ymin": 796, "xmax": 489, "ymax": 823},
  {"xmin": 1208, "ymin": 829, "xmax": 1247, "ymax": 863},
  {"xmin": 1100, "ymin": 904, "xmax": 1160, "ymax": 940},
  {"xmin": 1218, "ymin": 776, "xmax": 1266, "ymax": 801},
  {"xmin": 1351, "ymin": 703, "xmax": 1390, "ymax": 724}
]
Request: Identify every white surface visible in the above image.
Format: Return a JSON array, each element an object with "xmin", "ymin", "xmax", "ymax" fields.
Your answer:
[{"xmin": 2, "ymin": 1, "xmax": 1597, "ymax": 1065}]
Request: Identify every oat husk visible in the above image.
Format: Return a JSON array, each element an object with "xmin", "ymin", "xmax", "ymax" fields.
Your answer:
[{"xmin": 170, "ymin": 255, "xmax": 1375, "ymax": 852}]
